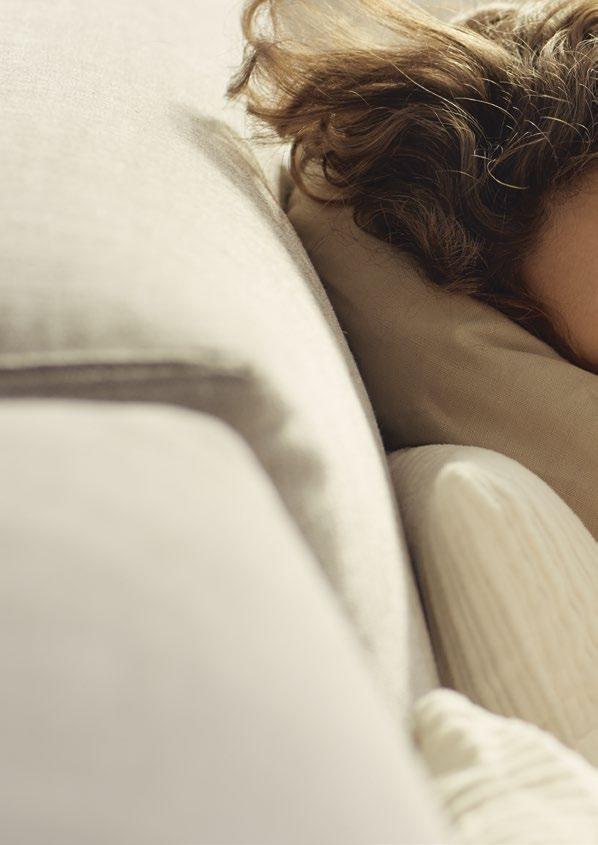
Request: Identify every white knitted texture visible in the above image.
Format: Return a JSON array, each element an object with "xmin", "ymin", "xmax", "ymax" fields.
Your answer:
[{"xmin": 413, "ymin": 687, "xmax": 598, "ymax": 845}]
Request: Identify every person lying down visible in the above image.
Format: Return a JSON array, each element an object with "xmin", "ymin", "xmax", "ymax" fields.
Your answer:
[{"xmin": 226, "ymin": 0, "xmax": 598, "ymax": 375}]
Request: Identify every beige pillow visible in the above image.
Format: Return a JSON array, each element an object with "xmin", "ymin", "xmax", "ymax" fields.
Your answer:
[
  {"xmin": 286, "ymin": 184, "xmax": 598, "ymax": 540},
  {"xmin": 0, "ymin": 0, "xmax": 430, "ymax": 719},
  {"xmin": 0, "ymin": 399, "xmax": 450, "ymax": 845},
  {"xmin": 413, "ymin": 687, "xmax": 598, "ymax": 845},
  {"xmin": 388, "ymin": 443, "xmax": 598, "ymax": 765}
]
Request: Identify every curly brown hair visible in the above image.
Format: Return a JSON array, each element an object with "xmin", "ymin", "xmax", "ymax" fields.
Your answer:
[{"xmin": 226, "ymin": 0, "xmax": 598, "ymax": 369}]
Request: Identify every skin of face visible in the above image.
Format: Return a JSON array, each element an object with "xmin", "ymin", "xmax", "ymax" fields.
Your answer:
[{"xmin": 522, "ymin": 170, "xmax": 598, "ymax": 374}]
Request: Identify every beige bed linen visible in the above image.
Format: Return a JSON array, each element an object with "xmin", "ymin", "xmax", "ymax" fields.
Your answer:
[{"xmin": 286, "ymin": 183, "xmax": 598, "ymax": 541}]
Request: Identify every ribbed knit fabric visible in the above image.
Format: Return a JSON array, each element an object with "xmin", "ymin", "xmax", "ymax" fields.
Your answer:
[
  {"xmin": 388, "ymin": 444, "xmax": 598, "ymax": 766},
  {"xmin": 413, "ymin": 687, "xmax": 598, "ymax": 844}
]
